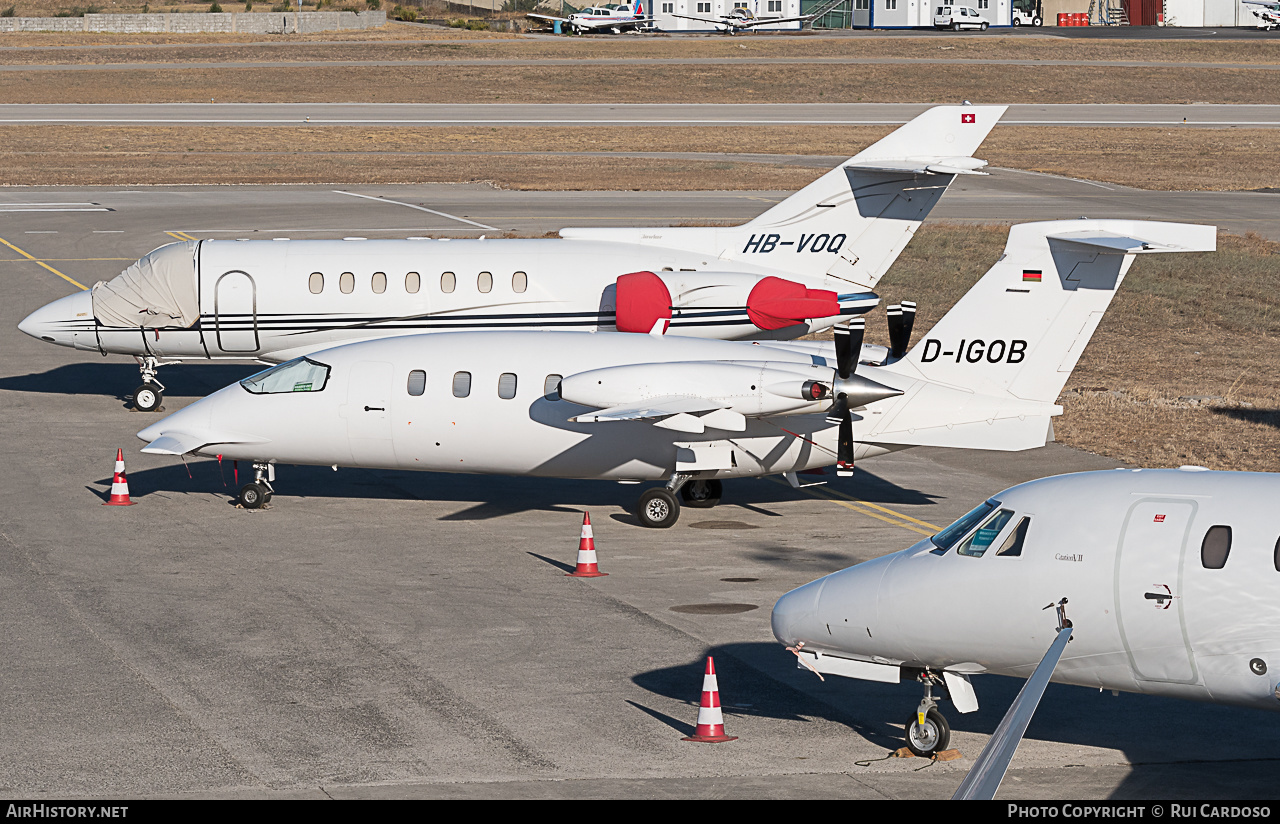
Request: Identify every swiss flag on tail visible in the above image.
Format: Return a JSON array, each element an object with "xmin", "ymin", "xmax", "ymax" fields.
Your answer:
[{"xmin": 961, "ymin": 113, "xmax": 976, "ymax": 124}]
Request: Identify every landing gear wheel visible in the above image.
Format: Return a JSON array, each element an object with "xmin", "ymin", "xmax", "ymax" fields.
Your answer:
[
  {"xmin": 239, "ymin": 482, "xmax": 268, "ymax": 510},
  {"xmin": 133, "ymin": 383, "xmax": 163, "ymax": 412},
  {"xmin": 680, "ymin": 479, "xmax": 722, "ymax": 509},
  {"xmin": 906, "ymin": 708, "xmax": 951, "ymax": 757},
  {"xmin": 1032, "ymin": 15, "xmax": 1042, "ymax": 25},
  {"xmin": 638, "ymin": 488, "xmax": 680, "ymax": 528}
]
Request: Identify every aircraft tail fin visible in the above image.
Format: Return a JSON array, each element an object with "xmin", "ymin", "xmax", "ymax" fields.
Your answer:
[
  {"xmin": 899, "ymin": 219, "xmax": 1216, "ymax": 405},
  {"xmin": 730, "ymin": 105, "xmax": 1006, "ymax": 290}
]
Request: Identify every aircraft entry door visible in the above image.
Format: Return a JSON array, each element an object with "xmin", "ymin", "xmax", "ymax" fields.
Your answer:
[
  {"xmin": 347, "ymin": 360, "xmax": 397, "ymax": 468},
  {"xmin": 214, "ymin": 271, "xmax": 259, "ymax": 353},
  {"xmin": 1115, "ymin": 498, "xmax": 1200, "ymax": 684}
]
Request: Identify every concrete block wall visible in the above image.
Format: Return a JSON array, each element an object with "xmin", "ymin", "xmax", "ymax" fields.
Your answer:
[{"xmin": 0, "ymin": 10, "xmax": 386, "ymax": 33}]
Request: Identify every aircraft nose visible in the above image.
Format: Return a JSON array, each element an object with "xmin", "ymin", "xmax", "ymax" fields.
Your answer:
[
  {"xmin": 18, "ymin": 290, "xmax": 92, "ymax": 346},
  {"xmin": 771, "ymin": 578, "xmax": 825, "ymax": 647}
]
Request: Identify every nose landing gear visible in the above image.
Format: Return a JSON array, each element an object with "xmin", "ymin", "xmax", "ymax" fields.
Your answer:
[
  {"xmin": 238, "ymin": 461, "xmax": 275, "ymax": 509},
  {"xmin": 905, "ymin": 671, "xmax": 952, "ymax": 757},
  {"xmin": 131, "ymin": 356, "xmax": 166, "ymax": 412}
]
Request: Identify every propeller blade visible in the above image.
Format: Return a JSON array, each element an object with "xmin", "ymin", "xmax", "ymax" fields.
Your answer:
[
  {"xmin": 834, "ymin": 318, "xmax": 864, "ymax": 380},
  {"xmin": 825, "ymin": 393, "xmax": 848, "ymax": 426},
  {"xmin": 888, "ymin": 301, "xmax": 917, "ymax": 360},
  {"xmin": 836, "ymin": 407, "xmax": 855, "ymax": 477}
]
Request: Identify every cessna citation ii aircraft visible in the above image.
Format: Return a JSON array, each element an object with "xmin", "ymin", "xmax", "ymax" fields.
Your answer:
[
  {"xmin": 18, "ymin": 107, "xmax": 1005, "ymax": 413},
  {"xmin": 137, "ymin": 219, "xmax": 1214, "ymax": 524},
  {"xmin": 772, "ymin": 468, "xmax": 1280, "ymax": 800}
]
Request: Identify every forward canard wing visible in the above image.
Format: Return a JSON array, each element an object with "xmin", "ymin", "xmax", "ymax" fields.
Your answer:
[{"xmin": 141, "ymin": 430, "xmax": 269, "ymax": 456}]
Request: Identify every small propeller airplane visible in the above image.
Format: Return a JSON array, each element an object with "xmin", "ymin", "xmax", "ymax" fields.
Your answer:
[
  {"xmin": 1245, "ymin": 0, "xmax": 1280, "ymax": 29},
  {"xmin": 136, "ymin": 219, "xmax": 1214, "ymax": 525},
  {"xmin": 19, "ymin": 105, "xmax": 1004, "ymax": 413},
  {"xmin": 527, "ymin": 2, "xmax": 655, "ymax": 34},
  {"xmin": 773, "ymin": 466, "xmax": 1280, "ymax": 799},
  {"xmin": 671, "ymin": 6, "xmax": 818, "ymax": 33}
]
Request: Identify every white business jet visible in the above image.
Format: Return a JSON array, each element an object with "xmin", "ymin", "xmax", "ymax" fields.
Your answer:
[
  {"xmin": 772, "ymin": 467, "xmax": 1280, "ymax": 800},
  {"xmin": 18, "ymin": 106, "xmax": 1004, "ymax": 413},
  {"xmin": 527, "ymin": 2, "xmax": 655, "ymax": 34},
  {"xmin": 136, "ymin": 218, "xmax": 1213, "ymax": 523},
  {"xmin": 672, "ymin": 7, "xmax": 819, "ymax": 33}
]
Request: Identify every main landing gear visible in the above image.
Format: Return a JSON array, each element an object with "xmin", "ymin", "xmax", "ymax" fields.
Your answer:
[
  {"xmin": 132, "ymin": 355, "xmax": 165, "ymax": 413},
  {"xmin": 905, "ymin": 670, "xmax": 952, "ymax": 757},
  {"xmin": 238, "ymin": 461, "xmax": 275, "ymax": 509},
  {"xmin": 636, "ymin": 474, "xmax": 724, "ymax": 528}
]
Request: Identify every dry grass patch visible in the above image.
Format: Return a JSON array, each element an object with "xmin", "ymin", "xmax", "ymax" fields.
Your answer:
[
  {"xmin": 3, "ymin": 61, "xmax": 1277, "ymax": 104},
  {"xmin": 1, "ymin": 125, "xmax": 1276, "ymax": 191},
  {"xmin": 873, "ymin": 226, "xmax": 1280, "ymax": 472}
]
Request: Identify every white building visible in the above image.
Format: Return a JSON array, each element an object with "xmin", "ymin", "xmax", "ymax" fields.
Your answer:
[{"xmin": 652, "ymin": 0, "xmax": 808, "ymax": 31}]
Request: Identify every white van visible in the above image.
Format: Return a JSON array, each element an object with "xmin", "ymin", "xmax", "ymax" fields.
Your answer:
[{"xmin": 933, "ymin": 5, "xmax": 990, "ymax": 29}]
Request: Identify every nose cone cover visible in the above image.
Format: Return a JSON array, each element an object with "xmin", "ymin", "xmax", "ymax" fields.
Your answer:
[
  {"xmin": 18, "ymin": 290, "xmax": 93, "ymax": 345},
  {"xmin": 771, "ymin": 578, "xmax": 826, "ymax": 646}
]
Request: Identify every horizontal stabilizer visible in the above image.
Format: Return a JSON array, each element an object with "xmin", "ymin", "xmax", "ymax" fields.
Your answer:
[
  {"xmin": 845, "ymin": 156, "xmax": 989, "ymax": 176},
  {"xmin": 1046, "ymin": 227, "xmax": 1215, "ymax": 254}
]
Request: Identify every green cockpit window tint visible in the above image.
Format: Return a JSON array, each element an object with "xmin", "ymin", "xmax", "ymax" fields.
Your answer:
[
  {"xmin": 1201, "ymin": 525, "xmax": 1232, "ymax": 570},
  {"xmin": 997, "ymin": 516, "xmax": 1031, "ymax": 557},
  {"xmin": 931, "ymin": 499, "xmax": 999, "ymax": 554},
  {"xmin": 240, "ymin": 357, "xmax": 330, "ymax": 394},
  {"xmin": 957, "ymin": 509, "xmax": 1015, "ymax": 557}
]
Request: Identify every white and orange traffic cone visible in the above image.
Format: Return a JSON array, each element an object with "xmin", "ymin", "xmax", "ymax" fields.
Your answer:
[
  {"xmin": 103, "ymin": 448, "xmax": 136, "ymax": 506},
  {"xmin": 566, "ymin": 511, "xmax": 607, "ymax": 577},
  {"xmin": 682, "ymin": 656, "xmax": 738, "ymax": 743}
]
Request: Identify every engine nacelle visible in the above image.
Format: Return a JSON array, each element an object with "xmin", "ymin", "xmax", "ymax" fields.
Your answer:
[
  {"xmin": 614, "ymin": 271, "xmax": 842, "ymax": 335},
  {"xmin": 561, "ymin": 361, "xmax": 834, "ymax": 418}
]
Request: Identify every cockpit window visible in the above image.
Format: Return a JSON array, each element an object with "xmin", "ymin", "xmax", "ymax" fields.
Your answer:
[
  {"xmin": 957, "ymin": 509, "xmax": 1015, "ymax": 557},
  {"xmin": 930, "ymin": 499, "xmax": 998, "ymax": 554},
  {"xmin": 240, "ymin": 357, "xmax": 331, "ymax": 394},
  {"xmin": 997, "ymin": 516, "xmax": 1031, "ymax": 557}
]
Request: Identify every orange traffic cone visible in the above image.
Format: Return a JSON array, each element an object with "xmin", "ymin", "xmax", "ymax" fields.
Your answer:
[
  {"xmin": 566, "ymin": 511, "xmax": 607, "ymax": 577},
  {"xmin": 682, "ymin": 656, "xmax": 738, "ymax": 743},
  {"xmin": 103, "ymin": 448, "xmax": 136, "ymax": 506}
]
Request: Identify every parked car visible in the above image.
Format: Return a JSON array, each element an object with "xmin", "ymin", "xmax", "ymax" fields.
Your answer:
[{"xmin": 933, "ymin": 5, "xmax": 990, "ymax": 29}]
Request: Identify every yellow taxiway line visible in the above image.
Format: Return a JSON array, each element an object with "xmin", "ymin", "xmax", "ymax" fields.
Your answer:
[
  {"xmin": 166, "ymin": 231, "xmax": 198, "ymax": 241},
  {"xmin": 766, "ymin": 476, "xmax": 938, "ymax": 538},
  {"xmin": 0, "ymin": 237, "xmax": 88, "ymax": 291}
]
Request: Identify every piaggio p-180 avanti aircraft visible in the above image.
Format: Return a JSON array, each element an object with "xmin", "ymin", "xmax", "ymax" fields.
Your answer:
[
  {"xmin": 136, "ymin": 219, "xmax": 1215, "ymax": 525},
  {"xmin": 18, "ymin": 106, "xmax": 1005, "ymax": 413},
  {"xmin": 774, "ymin": 468, "xmax": 1280, "ymax": 799}
]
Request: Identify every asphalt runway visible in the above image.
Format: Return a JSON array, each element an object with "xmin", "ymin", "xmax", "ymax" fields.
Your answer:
[
  {"xmin": 1, "ymin": 102, "xmax": 1277, "ymax": 127},
  {"xmin": 3, "ymin": 181, "xmax": 1280, "ymax": 799}
]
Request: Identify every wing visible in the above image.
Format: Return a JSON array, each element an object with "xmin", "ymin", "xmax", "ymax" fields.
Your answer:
[
  {"xmin": 734, "ymin": 14, "xmax": 818, "ymax": 26},
  {"xmin": 951, "ymin": 627, "xmax": 1073, "ymax": 800},
  {"xmin": 526, "ymin": 13, "xmax": 569, "ymax": 22},
  {"xmin": 569, "ymin": 395, "xmax": 746, "ymax": 433},
  {"xmin": 671, "ymin": 13, "xmax": 729, "ymax": 23}
]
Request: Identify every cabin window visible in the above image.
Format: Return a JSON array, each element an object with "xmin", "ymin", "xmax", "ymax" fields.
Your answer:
[
  {"xmin": 308, "ymin": 272, "xmax": 324, "ymax": 294},
  {"xmin": 407, "ymin": 370, "xmax": 426, "ymax": 396},
  {"xmin": 512, "ymin": 271, "xmax": 528, "ymax": 294},
  {"xmin": 498, "ymin": 373, "xmax": 518, "ymax": 400},
  {"xmin": 1201, "ymin": 525, "xmax": 1232, "ymax": 569},
  {"xmin": 371, "ymin": 272, "xmax": 387, "ymax": 294},
  {"xmin": 543, "ymin": 374, "xmax": 563, "ymax": 400},
  {"xmin": 957, "ymin": 509, "xmax": 1015, "ymax": 558},
  {"xmin": 240, "ymin": 357, "xmax": 330, "ymax": 394},
  {"xmin": 441, "ymin": 272, "xmax": 456, "ymax": 293},
  {"xmin": 452, "ymin": 371, "xmax": 471, "ymax": 398},
  {"xmin": 478, "ymin": 271, "xmax": 493, "ymax": 294},
  {"xmin": 1274, "ymin": 536, "xmax": 1280, "ymax": 572},
  {"xmin": 930, "ymin": 499, "xmax": 998, "ymax": 554},
  {"xmin": 997, "ymin": 517, "xmax": 1030, "ymax": 557},
  {"xmin": 406, "ymin": 272, "xmax": 420, "ymax": 294},
  {"xmin": 339, "ymin": 272, "xmax": 355, "ymax": 294}
]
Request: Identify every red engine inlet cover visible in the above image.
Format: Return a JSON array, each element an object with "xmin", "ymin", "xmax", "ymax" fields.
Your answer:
[
  {"xmin": 746, "ymin": 276, "xmax": 840, "ymax": 331},
  {"xmin": 614, "ymin": 271, "xmax": 672, "ymax": 334}
]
